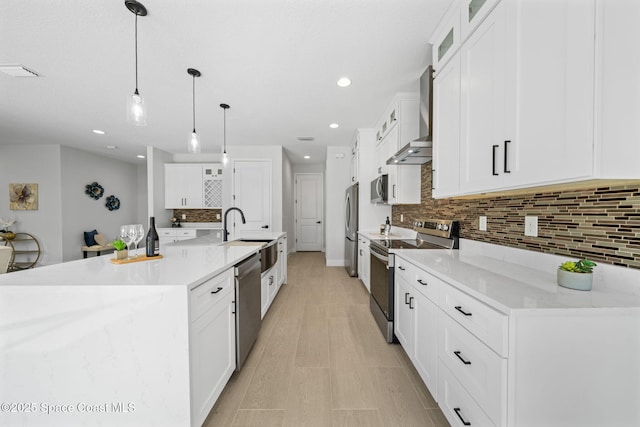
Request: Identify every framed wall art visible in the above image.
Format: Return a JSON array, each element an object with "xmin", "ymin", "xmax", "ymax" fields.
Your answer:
[{"xmin": 9, "ymin": 183, "xmax": 38, "ymax": 210}]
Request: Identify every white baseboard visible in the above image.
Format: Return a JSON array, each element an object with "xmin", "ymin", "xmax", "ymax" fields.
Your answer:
[{"xmin": 325, "ymin": 259, "xmax": 345, "ymax": 267}]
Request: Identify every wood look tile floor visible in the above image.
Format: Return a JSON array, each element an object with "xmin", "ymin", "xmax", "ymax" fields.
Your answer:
[{"xmin": 204, "ymin": 252, "xmax": 451, "ymax": 427}]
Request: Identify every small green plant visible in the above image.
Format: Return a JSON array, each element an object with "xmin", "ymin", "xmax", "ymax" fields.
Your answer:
[
  {"xmin": 112, "ymin": 239, "xmax": 127, "ymax": 251},
  {"xmin": 559, "ymin": 259, "xmax": 597, "ymax": 274}
]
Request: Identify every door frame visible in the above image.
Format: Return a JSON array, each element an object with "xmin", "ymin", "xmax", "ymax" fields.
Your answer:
[{"xmin": 294, "ymin": 172, "xmax": 324, "ymax": 252}]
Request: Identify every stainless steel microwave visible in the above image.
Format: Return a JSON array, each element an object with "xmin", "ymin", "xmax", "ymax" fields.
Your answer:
[{"xmin": 370, "ymin": 175, "xmax": 388, "ymax": 204}]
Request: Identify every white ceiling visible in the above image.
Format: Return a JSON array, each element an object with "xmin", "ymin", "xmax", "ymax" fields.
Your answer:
[{"xmin": 0, "ymin": 0, "xmax": 450, "ymax": 165}]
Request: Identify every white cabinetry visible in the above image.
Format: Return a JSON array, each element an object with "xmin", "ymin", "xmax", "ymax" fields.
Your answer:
[
  {"xmin": 158, "ymin": 228, "xmax": 197, "ymax": 246},
  {"xmin": 261, "ymin": 266, "xmax": 277, "ymax": 319},
  {"xmin": 165, "ymin": 164, "xmax": 223, "ymax": 209},
  {"xmin": 357, "ymin": 235, "xmax": 370, "ymax": 292},
  {"xmin": 189, "ymin": 269, "xmax": 235, "ymax": 427},
  {"xmin": 394, "ymin": 256, "xmax": 439, "ymax": 396},
  {"xmin": 350, "ymin": 136, "xmax": 359, "ymax": 184},
  {"xmin": 375, "ymin": 93, "xmax": 422, "ymax": 204},
  {"xmin": 431, "ymin": 0, "xmax": 626, "ymax": 198},
  {"xmin": 432, "ymin": 54, "xmax": 461, "ymax": 198},
  {"xmin": 232, "ymin": 160, "xmax": 272, "ymax": 234},
  {"xmin": 277, "ymin": 235, "xmax": 287, "ymax": 286}
]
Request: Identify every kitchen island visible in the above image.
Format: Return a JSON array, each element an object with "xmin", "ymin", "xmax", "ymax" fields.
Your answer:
[{"xmin": 0, "ymin": 233, "xmax": 283, "ymax": 427}]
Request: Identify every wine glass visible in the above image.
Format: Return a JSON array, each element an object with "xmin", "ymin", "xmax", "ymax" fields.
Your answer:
[
  {"xmin": 127, "ymin": 225, "xmax": 138, "ymax": 257},
  {"xmin": 120, "ymin": 225, "xmax": 133, "ymax": 258},
  {"xmin": 133, "ymin": 224, "xmax": 144, "ymax": 257}
]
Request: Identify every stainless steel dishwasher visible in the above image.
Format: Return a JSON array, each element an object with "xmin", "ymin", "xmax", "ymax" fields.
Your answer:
[{"xmin": 234, "ymin": 253, "xmax": 261, "ymax": 370}]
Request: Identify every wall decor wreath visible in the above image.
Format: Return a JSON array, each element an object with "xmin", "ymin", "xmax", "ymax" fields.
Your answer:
[
  {"xmin": 85, "ymin": 182, "xmax": 104, "ymax": 200},
  {"xmin": 105, "ymin": 195, "xmax": 120, "ymax": 211}
]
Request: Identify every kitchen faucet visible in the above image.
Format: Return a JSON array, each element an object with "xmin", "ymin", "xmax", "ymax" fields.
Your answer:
[{"xmin": 223, "ymin": 207, "xmax": 246, "ymax": 242}]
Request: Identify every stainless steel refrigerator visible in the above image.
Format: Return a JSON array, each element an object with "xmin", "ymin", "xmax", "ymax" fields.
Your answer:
[{"xmin": 344, "ymin": 183, "xmax": 358, "ymax": 276}]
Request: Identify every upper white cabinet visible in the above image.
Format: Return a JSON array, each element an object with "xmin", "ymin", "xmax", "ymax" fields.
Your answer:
[
  {"xmin": 165, "ymin": 164, "xmax": 223, "ymax": 209},
  {"xmin": 432, "ymin": 1, "xmax": 461, "ymax": 75},
  {"xmin": 431, "ymin": 0, "xmax": 623, "ymax": 198},
  {"xmin": 375, "ymin": 93, "xmax": 422, "ymax": 205},
  {"xmin": 350, "ymin": 134, "xmax": 359, "ymax": 184},
  {"xmin": 432, "ymin": 54, "xmax": 461, "ymax": 198},
  {"xmin": 232, "ymin": 160, "xmax": 272, "ymax": 234}
]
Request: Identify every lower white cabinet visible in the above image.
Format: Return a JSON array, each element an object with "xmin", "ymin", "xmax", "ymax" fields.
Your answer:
[
  {"xmin": 394, "ymin": 252, "xmax": 640, "ymax": 427},
  {"xmin": 158, "ymin": 228, "xmax": 197, "ymax": 246},
  {"xmin": 277, "ymin": 235, "xmax": 287, "ymax": 286},
  {"xmin": 358, "ymin": 235, "xmax": 370, "ymax": 292},
  {"xmin": 189, "ymin": 269, "xmax": 235, "ymax": 427},
  {"xmin": 261, "ymin": 266, "xmax": 278, "ymax": 319}
]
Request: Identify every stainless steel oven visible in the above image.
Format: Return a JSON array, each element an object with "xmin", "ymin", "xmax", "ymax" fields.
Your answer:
[{"xmin": 369, "ymin": 219, "xmax": 459, "ymax": 343}]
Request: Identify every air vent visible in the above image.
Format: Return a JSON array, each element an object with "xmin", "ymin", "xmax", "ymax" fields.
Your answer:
[
  {"xmin": 0, "ymin": 65, "xmax": 41, "ymax": 77},
  {"xmin": 297, "ymin": 137, "xmax": 315, "ymax": 142}
]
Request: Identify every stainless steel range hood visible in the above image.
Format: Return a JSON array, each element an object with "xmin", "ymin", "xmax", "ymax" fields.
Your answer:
[
  {"xmin": 386, "ymin": 65, "xmax": 433, "ymax": 165},
  {"xmin": 386, "ymin": 141, "xmax": 433, "ymax": 165}
]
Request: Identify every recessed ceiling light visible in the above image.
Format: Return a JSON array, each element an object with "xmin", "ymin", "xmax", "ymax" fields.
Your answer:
[
  {"xmin": 337, "ymin": 77, "xmax": 351, "ymax": 87},
  {"xmin": 137, "ymin": 155, "xmax": 145, "ymax": 159},
  {"xmin": 93, "ymin": 129, "xmax": 105, "ymax": 135},
  {"xmin": 304, "ymin": 155, "xmax": 310, "ymax": 159},
  {"xmin": 329, "ymin": 123, "xmax": 339, "ymax": 129},
  {"xmin": 106, "ymin": 145, "xmax": 118, "ymax": 149}
]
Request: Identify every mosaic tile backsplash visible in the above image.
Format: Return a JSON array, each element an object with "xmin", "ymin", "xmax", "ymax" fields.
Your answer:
[
  {"xmin": 392, "ymin": 164, "xmax": 640, "ymax": 269},
  {"xmin": 172, "ymin": 209, "xmax": 222, "ymax": 223}
]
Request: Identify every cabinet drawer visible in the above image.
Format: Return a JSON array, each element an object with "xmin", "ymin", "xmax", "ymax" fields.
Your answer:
[
  {"xmin": 158, "ymin": 229, "xmax": 175, "ymax": 237},
  {"xmin": 395, "ymin": 258, "xmax": 440, "ymax": 303},
  {"xmin": 190, "ymin": 269, "xmax": 234, "ymax": 321},
  {"xmin": 439, "ymin": 311, "xmax": 506, "ymax": 426},
  {"xmin": 176, "ymin": 229, "xmax": 197, "ymax": 238},
  {"xmin": 439, "ymin": 363, "xmax": 496, "ymax": 427},
  {"xmin": 440, "ymin": 282, "xmax": 508, "ymax": 357},
  {"xmin": 394, "ymin": 256, "xmax": 415, "ymax": 284}
]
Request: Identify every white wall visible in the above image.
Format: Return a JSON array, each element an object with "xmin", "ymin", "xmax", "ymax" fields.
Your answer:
[
  {"xmin": 0, "ymin": 145, "xmax": 63, "ymax": 266},
  {"xmin": 282, "ymin": 151, "xmax": 295, "ymax": 253},
  {"xmin": 147, "ymin": 146, "xmax": 173, "ymax": 228},
  {"xmin": 60, "ymin": 146, "xmax": 140, "ymax": 261},
  {"xmin": 325, "ymin": 146, "xmax": 351, "ymax": 266}
]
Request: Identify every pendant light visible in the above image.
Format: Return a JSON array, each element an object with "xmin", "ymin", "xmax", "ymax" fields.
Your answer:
[
  {"xmin": 220, "ymin": 103, "xmax": 230, "ymax": 166},
  {"xmin": 187, "ymin": 68, "xmax": 202, "ymax": 153},
  {"xmin": 125, "ymin": 0, "xmax": 148, "ymax": 126}
]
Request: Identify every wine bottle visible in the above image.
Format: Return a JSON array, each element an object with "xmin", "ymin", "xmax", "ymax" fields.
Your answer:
[{"xmin": 146, "ymin": 216, "xmax": 160, "ymax": 257}]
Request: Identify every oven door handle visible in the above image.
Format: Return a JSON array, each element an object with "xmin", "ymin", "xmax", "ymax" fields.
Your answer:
[{"xmin": 370, "ymin": 249, "xmax": 389, "ymax": 266}]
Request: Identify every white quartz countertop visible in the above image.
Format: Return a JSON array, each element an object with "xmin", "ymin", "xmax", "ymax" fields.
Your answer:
[
  {"xmin": 158, "ymin": 222, "xmax": 222, "ymax": 230},
  {"xmin": 359, "ymin": 227, "xmax": 417, "ymax": 241},
  {"xmin": 0, "ymin": 232, "xmax": 284, "ymax": 289},
  {"xmin": 394, "ymin": 249, "xmax": 640, "ymax": 313}
]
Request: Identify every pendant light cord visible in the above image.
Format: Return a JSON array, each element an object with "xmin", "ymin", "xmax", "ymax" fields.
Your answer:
[
  {"xmin": 223, "ymin": 107, "xmax": 226, "ymax": 152},
  {"xmin": 192, "ymin": 75, "xmax": 196, "ymax": 132},
  {"xmin": 134, "ymin": 12, "xmax": 139, "ymax": 92}
]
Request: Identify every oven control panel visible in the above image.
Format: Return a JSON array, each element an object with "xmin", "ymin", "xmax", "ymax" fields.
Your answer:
[{"xmin": 413, "ymin": 219, "xmax": 458, "ymax": 239}]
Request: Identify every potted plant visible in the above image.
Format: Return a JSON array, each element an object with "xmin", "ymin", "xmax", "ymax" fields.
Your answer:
[
  {"xmin": 112, "ymin": 239, "xmax": 128, "ymax": 260},
  {"xmin": 557, "ymin": 259, "xmax": 597, "ymax": 291},
  {"xmin": 0, "ymin": 218, "xmax": 17, "ymax": 240}
]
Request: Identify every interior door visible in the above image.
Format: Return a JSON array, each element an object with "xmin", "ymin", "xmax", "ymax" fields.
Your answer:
[
  {"xmin": 232, "ymin": 160, "xmax": 271, "ymax": 236},
  {"xmin": 295, "ymin": 173, "xmax": 323, "ymax": 251}
]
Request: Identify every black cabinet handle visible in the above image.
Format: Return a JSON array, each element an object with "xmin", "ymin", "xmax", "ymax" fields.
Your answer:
[
  {"xmin": 261, "ymin": 225, "xmax": 269, "ymax": 229},
  {"xmin": 504, "ymin": 140, "xmax": 511, "ymax": 173},
  {"xmin": 417, "ymin": 279, "xmax": 428, "ymax": 286},
  {"xmin": 454, "ymin": 407, "xmax": 471, "ymax": 426},
  {"xmin": 455, "ymin": 306, "xmax": 472, "ymax": 316},
  {"xmin": 409, "ymin": 296, "xmax": 414, "ymax": 310},
  {"xmin": 454, "ymin": 351, "xmax": 472, "ymax": 365},
  {"xmin": 398, "ymin": 266, "xmax": 406, "ymax": 271},
  {"xmin": 492, "ymin": 145, "xmax": 499, "ymax": 176},
  {"xmin": 405, "ymin": 292, "xmax": 410, "ymax": 304},
  {"xmin": 210, "ymin": 286, "xmax": 223, "ymax": 294}
]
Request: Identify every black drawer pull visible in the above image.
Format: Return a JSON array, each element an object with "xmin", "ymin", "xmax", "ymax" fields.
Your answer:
[
  {"xmin": 454, "ymin": 351, "xmax": 472, "ymax": 365},
  {"xmin": 405, "ymin": 292, "xmax": 410, "ymax": 304},
  {"xmin": 409, "ymin": 296, "xmax": 414, "ymax": 310},
  {"xmin": 398, "ymin": 265, "xmax": 406, "ymax": 271},
  {"xmin": 454, "ymin": 407, "xmax": 471, "ymax": 426},
  {"xmin": 210, "ymin": 286, "xmax": 223, "ymax": 294},
  {"xmin": 455, "ymin": 306, "xmax": 472, "ymax": 316},
  {"xmin": 504, "ymin": 140, "xmax": 511, "ymax": 173},
  {"xmin": 417, "ymin": 279, "xmax": 428, "ymax": 286}
]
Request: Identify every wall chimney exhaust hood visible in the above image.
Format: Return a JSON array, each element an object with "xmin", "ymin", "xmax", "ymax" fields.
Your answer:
[
  {"xmin": 386, "ymin": 65, "xmax": 433, "ymax": 165},
  {"xmin": 386, "ymin": 141, "xmax": 433, "ymax": 165}
]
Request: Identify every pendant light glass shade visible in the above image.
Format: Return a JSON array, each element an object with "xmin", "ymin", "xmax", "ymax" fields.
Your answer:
[
  {"xmin": 188, "ymin": 131, "xmax": 201, "ymax": 154},
  {"xmin": 220, "ymin": 103, "xmax": 230, "ymax": 166},
  {"xmin": 125, "ymin": 1, "xmax": 148, "ymax": 126},
  {"xmin": 187, "ymin": 68, "xmax": 202, "ymax": 154},
  {"xmin": 127, "ymin": 89, "xmax": 146, "ymax": 126}
]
